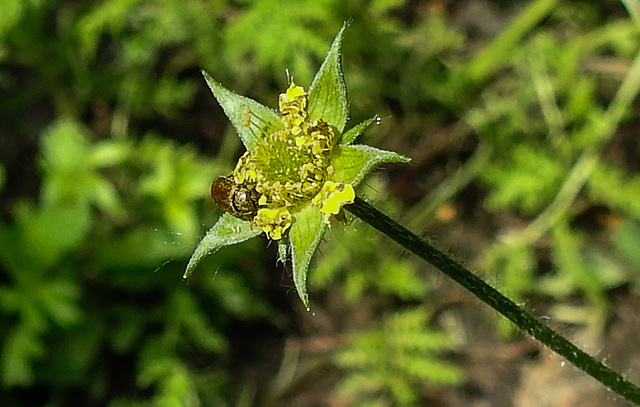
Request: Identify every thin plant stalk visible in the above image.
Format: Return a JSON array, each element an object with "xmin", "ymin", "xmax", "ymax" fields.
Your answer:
[{"xmin": 346, "ymin": 196, "xmax": 640, "ymax": 405}]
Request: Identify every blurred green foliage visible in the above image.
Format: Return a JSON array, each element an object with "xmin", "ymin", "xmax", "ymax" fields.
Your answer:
[
  {"xmin": 471, "ymin": 12, "xmax": 640, "ymax": 332},
  {"xmin": 334, "ymin": 307, "xmax": 462, "ymax": 407},
  {"xmin": 1, "ymin": 0, "xmax": 640, "ymax": 405},
  {"xmin": 313, "ymin": 178, "xmax": 428, "ymax": 303}
]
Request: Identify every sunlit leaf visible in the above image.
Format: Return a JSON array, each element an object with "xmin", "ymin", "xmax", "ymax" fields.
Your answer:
[
  {"xmin": 184, "ymin": 213, "xmax": 261, "ymax": 278},
  {"xmin": 340, "ymin": 116, "xmax": 377, "ymax": 145},
  {"xmin": 202, "ymin": 70, "xmax": 283, "ymax": 150},
  {"xmin": 289, "ymin": 206, "xmax": 326, "ymax": 309},
  {"xmin": 331, "ymin": 144, "xmax": 410, "ymax": 187},
  {"xmin": 308, "ymin": 23, "xmax": 349, "ymax": 132}
]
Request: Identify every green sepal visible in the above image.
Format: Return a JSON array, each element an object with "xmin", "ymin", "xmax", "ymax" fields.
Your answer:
[
  {"xmin": 289, "ymin": 205, "xmax": 327, "ymax": 309},
  {"xmin": 184, "ymin": 213, "xmax": 262, "ymax": 278},
  {"xmin": 307, "ymin": 23, "xmax": 349, "ymax": 133},
  {"xmin": 331, "ymin": 144, "xmax": 411, "ymax": 187},
  {"xmin": 340, "ymin": 116, "xmax": 377, "ymax": 145},
  {"xmin": 202, "ymin": 71, "xmax": 283, "ymax": 150}
]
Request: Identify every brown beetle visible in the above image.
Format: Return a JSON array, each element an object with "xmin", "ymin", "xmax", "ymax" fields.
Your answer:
[{"xmin": 211, "ymin": 176, "xmax": 261, "ymax": 221}]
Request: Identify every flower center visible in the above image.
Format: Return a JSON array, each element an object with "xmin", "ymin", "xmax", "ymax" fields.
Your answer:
[{"xmin": 232, "ymin": 83, "xmax": 335, "ymax": 211}]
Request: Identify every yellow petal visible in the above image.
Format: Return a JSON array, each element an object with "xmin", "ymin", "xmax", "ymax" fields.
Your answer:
[
  {"xmin": 252, "ymin": 207, "xmax": 292, "ymax": 240},
  {"xmin": 312, "ymin": 181, "xmax": 355, "ymax": 224}
]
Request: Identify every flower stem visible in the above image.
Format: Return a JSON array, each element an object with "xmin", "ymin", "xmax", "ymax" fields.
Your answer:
[{"xmin": 346, "ymin": 196, "xmax": 640, "ymax": 405}]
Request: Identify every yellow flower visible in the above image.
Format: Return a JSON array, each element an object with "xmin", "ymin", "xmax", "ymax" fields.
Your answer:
[
  {"xmin": 222, "ymin": 82, "xmax": 355, "ymax": 239},
  {"xmin": 186, "ymin": 24, "xmax": 410, "ymax": 308}
]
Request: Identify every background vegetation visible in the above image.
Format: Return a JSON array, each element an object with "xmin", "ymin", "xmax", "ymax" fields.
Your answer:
[{"xmin": 2, "ymin": 0, "xmax": 640, "ymax": 405}]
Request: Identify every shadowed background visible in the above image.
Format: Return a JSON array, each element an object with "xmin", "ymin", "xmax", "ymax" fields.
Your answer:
[{"xmin": 1, "ymin": 0, "xmax": 640, "ymax": 406}]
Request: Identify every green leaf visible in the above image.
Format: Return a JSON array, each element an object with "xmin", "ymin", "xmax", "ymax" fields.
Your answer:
[
  {"xmin": 335, "ymin": 307, "xmax": 461, "ymax": 403},
  {"xmin": 482, "ymin": 145, "xmax": 567, "ymax": 213},
  {"xmin": 41, "ymin": 118, "xmax": 89, "ymax": 172},
  {"xmin": 308, "ymin": 23, "xmax": 349, "ymax": 133},
  {"xmin": 1, "ymin": 321, "xmax": 45, "ymax": 386},
  {"xmin": 588, "ymin": 160, "xmax": 640, "ymax": 220},
  {"xmin": 550, "ymin": 222, "xmax": 605, "ymax": 304},
  {"xmin": 87, "ymin": 140, "xmax": 131, "ymax": 167},
  {"xmin": 331, "ymin": 144, "xmax": 410, "ymax": 187},
  {"xmin": 202, "ymin": 71, "xmax": 283, "ymax": 150},
  {"xmin": 0, "ymin": 0, "xmax": 24, "ymax": 38},
  {"xmin": 16, "ymin": 202, "xmax": 92, "ymax": 272},
  {"xmin": 184, "ymin": 213, "xmax": 261, "ymax": 278},
  {"xmin": 340, "ymin": 116, "xmax": 377, "ymax": 145},
  {"xmin": 40, "ymin": 118, "xmax": 129, "ymax": 215},
  {"xmin": 39, "ymin": 280, "xmax": 82, "ymax": 327},
  {"xmin": 289, "ymin": 205, "xmax": 326, "ymax": 309}
]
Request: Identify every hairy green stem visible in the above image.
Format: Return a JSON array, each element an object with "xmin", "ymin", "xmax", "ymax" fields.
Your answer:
[{"xmin": 346, "ymin": 196, "xmax": 640, "ymax": 405}]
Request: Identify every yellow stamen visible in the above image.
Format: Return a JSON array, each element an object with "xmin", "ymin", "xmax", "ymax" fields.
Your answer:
[
  {"xmin": 312, "ymin": 182, "xmax": 356, "ymax": 224},
  {"xmin": 252, "ymin": 207, "xmax": 292, "ymax": 240}
]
